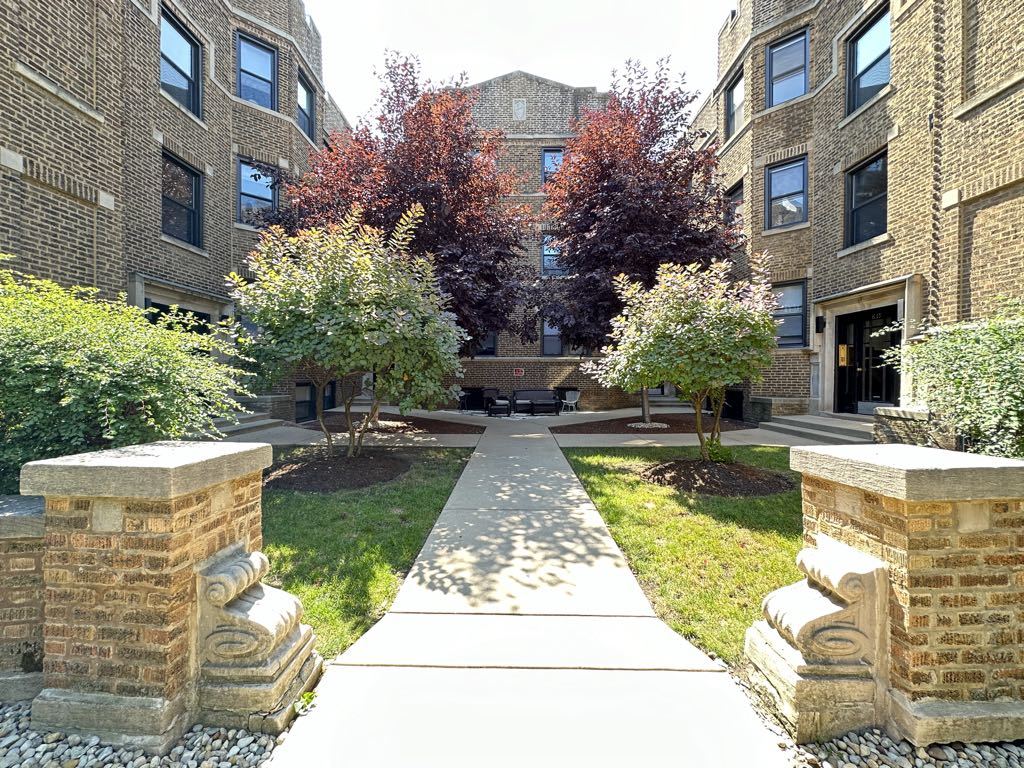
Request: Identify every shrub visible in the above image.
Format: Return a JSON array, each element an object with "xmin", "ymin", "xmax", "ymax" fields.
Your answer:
[
  {"xmin": 0, "ymin": 262, "xmax": 247, "ymax": 493},
  {"xmin": 892, "ymin": 299, "xmax": 1024, "ymax": 458},
  {"xmin": 586, "ymin": 257, "xmax": 777, "ymax": 460},
  {"xmin": 229, "ymin": 206, "xmax": 466, "ymax": 457}
]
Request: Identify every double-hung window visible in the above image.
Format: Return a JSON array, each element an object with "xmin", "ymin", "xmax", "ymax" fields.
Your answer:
[
  {"xmin": 773, "ymin": 283, "xmax": 807, "ymax": 347},
  {"xmin": 765, "ymin": 157, "xmax": 808, "ymax": 229},
  {"xmin": 162, "ymin": 153, "xmax": 202, "ymax": 247},
  {"xmin": 160, "ymin": 10, "xmax": 201, "ymax": 115},
  {"xmin": 238, "ymin": 160, "xmax": 276, "ymax": 225},
  {"xmin": 542, "ymin": 235, "xmax": 566, "ymax": 276},
  {"xmin": 542, "ymin": 320, "xmax": 564, "ymax": 356},
  {"xmin": 725, "ymin": 72, "xmax": 744, "ymax": 138},
  {"xmin": 726, "ymin": 182, "xmax": 744, "ymax": 226},
  {"xmin": 847, "ymin": 8, "xmax": 890, "ymax": 113},
  {"xmin": 237, "ymin": 34, "xmax": 277, "ymax": 109},
  {"xmin": 474, "ymin": 331, "xmax": 497, "ymax": 357},
  {"xmin": 297, "ymin": 71, "xmax": 315, "ymax": 139},
  {"xmin": 846, "ymin": 151, "xmax": 887, "ymax": 245},
  {"xmin": 541, "ymin": 148, "xmax": 563, "ymax": 185},
  {"xmin": 767, "ymin": 30, "xmax": 809, "ymax": 107}
]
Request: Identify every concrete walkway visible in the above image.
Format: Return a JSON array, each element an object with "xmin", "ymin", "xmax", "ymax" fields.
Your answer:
[{"xmin": 270, "ymin": 419, "xmax": 791, "ymax": 767}]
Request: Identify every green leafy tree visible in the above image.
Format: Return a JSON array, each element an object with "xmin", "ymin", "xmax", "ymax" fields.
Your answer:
[
  {"xmin": 0, "ymin": 261, "xmax": 246, "ymax": 493},
  {"xmin": 886, "ymin": 299, "xmax": 1024, "ymax": 457},
  {"xmin": 230, "ymin": 206, "xmax": 466, "ymax": 457},
  {"xmin": 586, "ymin": 257, "xmax": 778, "ymax": 460}
]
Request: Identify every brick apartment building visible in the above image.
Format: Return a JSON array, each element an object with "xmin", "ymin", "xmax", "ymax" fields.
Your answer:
[
  {"xmin": 692, "ymin": 0, "xmax": 1024, "ymax": 417},
  {"xmin": 460, "ymin": 71, "xmax": 636, "ymax": 409},
  {"xmin": 0, "ymin": 0, "xmax": 346, "ymax": 421}
]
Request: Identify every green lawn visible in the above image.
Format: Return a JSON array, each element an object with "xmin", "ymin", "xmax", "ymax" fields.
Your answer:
[
  {"xmin": 564, "ymin": 446, "xmax": 803, "ymax": 664},
  {"xmin": 261, "ymin": 448, "xmax": 469, "ymax": 659}
]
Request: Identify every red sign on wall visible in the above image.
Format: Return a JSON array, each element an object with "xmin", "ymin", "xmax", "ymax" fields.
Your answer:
[{"xmin": 512, "ymin": 368, "xmax": 525, "ymax": 377}]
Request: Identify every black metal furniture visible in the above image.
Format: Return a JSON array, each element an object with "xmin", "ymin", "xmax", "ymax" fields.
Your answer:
[
  {"xmin": 512, "ymin": 389, "xmax": 562, "ymax": 415},
  {"xmin": 482, "ymin": 388, "xmax": 511, "ymax": 417}
]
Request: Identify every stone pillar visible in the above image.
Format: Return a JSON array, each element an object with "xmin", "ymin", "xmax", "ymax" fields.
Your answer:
[
  {"xmin": 0, "ymin": 497, "xmax": 44, "ymax": 700},
  {"xmin": 747, "ymin": 444, "xmax": 1024, "ymax": 745},
  {"xmin": 19, "ymin": 441, "xmax": 321, "ymax": 753}
]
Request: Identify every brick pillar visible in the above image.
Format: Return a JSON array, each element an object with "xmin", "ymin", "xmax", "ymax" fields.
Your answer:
[
  {"xmin": 19, "ymin": 441, "xmax": 272, "ymax": 753},
  {"xmin": 0, "ymin": 497, "xmax": 44, "ymax": 700},
  {"xmin": 752, "ymin": 444, "xmax": 1024, "ymax": 745}
]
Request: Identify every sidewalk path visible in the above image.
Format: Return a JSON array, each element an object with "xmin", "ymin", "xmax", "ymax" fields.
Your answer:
[{"xmin": 270, "ymin": 419, "xmax": 791, "ymax": 767}]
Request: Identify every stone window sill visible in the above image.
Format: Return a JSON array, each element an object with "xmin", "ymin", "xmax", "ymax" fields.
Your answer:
[
  {"xmin": 233, "ymin": 222, "xmax": 260, "ymax": 233},
  {"xmin": 159, "ymin": 90, "xmax": 209, "ymax": 130},
  {"xmin": 160, "ymin": 234, "xmax": 209, "ymax": 258},
  {"xmin": 837, "ymin": 232, "xmax": 891, "ymax": 259},
  {"xmin": 762, "ymin": 221, "xmax": 810, "ymax": 237},
  {"xmin": 838, "ymin": 84, "xmax": 892, "ymax": 129}
]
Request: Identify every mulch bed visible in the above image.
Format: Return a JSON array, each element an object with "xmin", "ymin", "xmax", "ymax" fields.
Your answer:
[
  {"xmin": 638, "ymin": 459, "xmax": 795, "ymax": 497},
  {"xmin": 302, "ymin": 413, "xmax": 484, "ymax": 435},
  {"xmin": 264, "ymin": 449, "xmax": 413, "ymax": 492},
  {"xmin": 549, "ymin": 413, "xmax": 754, "ymax": 434}
]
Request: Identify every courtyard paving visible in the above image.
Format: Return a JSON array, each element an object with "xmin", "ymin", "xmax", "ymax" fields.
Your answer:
[{"xmin": 269, "ymin": 417, "xmax": 792, "ymax": 767}]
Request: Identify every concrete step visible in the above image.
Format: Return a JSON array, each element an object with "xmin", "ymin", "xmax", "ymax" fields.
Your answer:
[
  {"xmin": 215, "ymin": 414, "xmax": 286, "ymax": 436},
  {"xmin": 757, "ymin": 420, "xmax": 873, "ymax": 446},
  {"xmin": 770, "ymin": 415, "xmax": 874, "ymax": 441}
]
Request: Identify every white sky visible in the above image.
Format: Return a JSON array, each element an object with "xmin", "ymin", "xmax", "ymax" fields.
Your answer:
[{"xmin": 303, "ymin": 0, "xmax": 736, "ymax": 126}]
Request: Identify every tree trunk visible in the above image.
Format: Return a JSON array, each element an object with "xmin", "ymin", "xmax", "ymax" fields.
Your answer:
[
  {"xmin": 709, "ymin": 388, "xmax": 725, "ymax": 446},
  {"xmin": 315, "ymin": 381, "xmax": 333, "ymax": 450},
  {"xmin": 343, "ymin": 396, "xmax": 358, "ymax": 457},
  {"xmin": 692, "ymin": 393, "xmax": 708, "ymax": 461},
  {"xmin": 641, "ymin": 388, "xmax": 652, "ymax": 424},
  {"xmin": 354, "ymin": 397, "xmax": 380, "ymax": 457}
]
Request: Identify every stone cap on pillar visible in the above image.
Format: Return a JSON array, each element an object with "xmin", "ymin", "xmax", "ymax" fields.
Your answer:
[
  {"xmin": 19, "ymin": 441, "xmax": 273, "ymax": 499},
  {"xmin": 791, "ymin": 444, "xmax": 1024, "ymax": 502}
]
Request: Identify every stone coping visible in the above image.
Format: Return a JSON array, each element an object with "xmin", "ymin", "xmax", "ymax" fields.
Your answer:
[
  {"xmin": 0, "ymin": 495, "xmax": 44, "ymax": 538},
  {"xmin": 20, "ymin": 441, "xmax": 273, "ymax": 500},
  {"xmin": 791, "ymin": 444, "xmax": 1024, "ymax": 502},
  {"xmin": 874, "ymin": 406, "xmax": 930, "ymax": 421}
]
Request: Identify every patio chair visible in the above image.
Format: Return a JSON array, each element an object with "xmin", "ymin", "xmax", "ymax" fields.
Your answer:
[
  {"xmin": 482, "ymin": 388, "xmax": 511, "ymax": 417},
  {"xmin": 561, "ymin": 390, "xmax": 581, "ymax": 412}
]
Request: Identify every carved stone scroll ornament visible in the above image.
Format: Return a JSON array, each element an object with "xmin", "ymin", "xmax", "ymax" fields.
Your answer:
[{"xmin": 196, "ymin": 547, "xmax": 322, "ymax": 732}]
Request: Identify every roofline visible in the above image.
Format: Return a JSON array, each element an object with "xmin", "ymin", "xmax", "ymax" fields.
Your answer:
[{"xmin": 467, "ymin": 69, "xmax": 607, "ymax": 97}]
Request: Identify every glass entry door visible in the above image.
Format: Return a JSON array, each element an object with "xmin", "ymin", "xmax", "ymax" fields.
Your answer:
[{"xmin": 835, "ymin": 305, "xmax": 900, "ymax": 414}]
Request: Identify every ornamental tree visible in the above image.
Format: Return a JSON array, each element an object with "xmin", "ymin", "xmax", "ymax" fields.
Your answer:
[
  {"xmin": 0, "ymin": 261, "xmax": 246, "ymax": 492},
  {"xmin": 229, "ymin": 206, "xmax": 466, "ymax": 457},
  {"xmin": 586, "ymin": 257, "xmax": 778, "ymax": 460},
  {"xmin": 885, "ymin": 299, "xmax": 1024, "ymax": 458},
  {"xmin": 269, "ymin": 52, "xmax": 530, "ymax": 350},
  {"xmin": 541, "ymin": 59, "xmax": 740, "ymax": 351}
]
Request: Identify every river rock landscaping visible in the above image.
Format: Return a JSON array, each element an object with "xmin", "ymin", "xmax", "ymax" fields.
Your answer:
[
  {"xmin": 792, "ymin": 727, "xmax": 1024, "ymax": 768},
  {"xmin": 0, "ymin": 701, "xmax": 278, "ymax": 768}
]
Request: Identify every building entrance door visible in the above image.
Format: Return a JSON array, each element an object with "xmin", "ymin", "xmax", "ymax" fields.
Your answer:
[{"xmin": 834, "ymin": 305, "xmax": 901, "ymax": 414}]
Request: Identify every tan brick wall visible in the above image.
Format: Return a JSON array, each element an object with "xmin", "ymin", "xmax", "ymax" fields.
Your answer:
[
  {"xmin": 40, "ymin": 472, "xmax": 262, "ymax": 701},
  {"xmin": 694, "ymin": 0, "xmax": 1024, "ymax": 413},
  {"xmin": 1, "ymin": 0, "xmax": 337, "ymax": 314},
  {"xmin": 0, "ymin": 536, "xmax": 44, "ymax": 679},
  {"xmin": 802, "ymin": 476, "xmax": 1024, "ymax": 702}
]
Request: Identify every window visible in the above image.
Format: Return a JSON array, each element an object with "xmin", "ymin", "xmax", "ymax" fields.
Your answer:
[
  {"xmin": 725, "ymin": 72, "xmax": 744, "ymax": 138},
  {"xmin": 542, "ymin": 148, "xmax": 563, "ymax": 185},
  {"xmin": 237, "ymin": 34, "xmax": 277, "ymax": 109},
  {"xmin": 767, "ymin": 30, "xmax": 809, "ymax": 107},
  {"xmin": 161, "ymin": 153, "xmax": 202, "ymax": 246},
  {"xmin": 542, "ymin": 235, "xmax": 566, "ymax": 275},
  {"xmin": 160, "ymin": 9, "xmax": 201, "ymax": 115},
  {"xmin": 474, "ymin": 331, "xmax": 497, "ymax": 357},
  {"xmin": 295, "ymin": 381, "xmax": 335, "ymax": 423},
  {"xmin": 765, "ymin": 157, "xmax": 807, "ymax": 229},
  {"xmin": 847, "ymin": 8, "xmax": 890, "ymax": 113},
  {"xmin": 542, "ymin": 320, "xmax": 563, "ymax": 356},
  {"xmin": 726, "ymin": 182, "xmax": 744, "ymax": 226},
  {"xmin": 773, "ymin": 282, "xmax": 807, "ymax": 347},
  {"xmin": 238, "ymin": 160, "xmax": 276, "ymax": 225},
  {"xmin": 144, "ymin": 300, "xmax": 212, "ymax": 333},
  {"xmin": 846, "ymin": 151, "xmax": 887, "ymax": 245},
  {"xmin": 297, "ymin": 71, "xmax": 315, "ymax": 139}
]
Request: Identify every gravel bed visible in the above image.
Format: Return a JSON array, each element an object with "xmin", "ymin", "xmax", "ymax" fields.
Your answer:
[
  {"xmin": 790, "ymin": 726, "xmax": 1024, "ymax": 768},
  {"xmin": 0, "ymin": 701, "xmax": 281, "ymax": 768}
]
